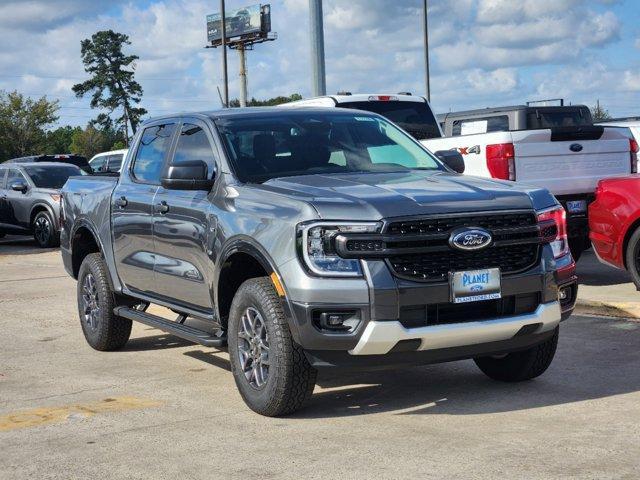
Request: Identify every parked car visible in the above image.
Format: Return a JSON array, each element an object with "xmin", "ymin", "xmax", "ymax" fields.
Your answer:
[
  {"xmin": 0, "ymin": 162, "xmax": 85, "ymax": 247},
  {"xmin": 60, "ymin": 108, "xmax": 576, "ymax": 416},
  {"xmin": 6, "ymin": 154, "xmax": 92, "ymax": 174},
  {"xmin": 88, "ymin": 149, "xmax": 127, "ymax": 174},
  {"xmin": 589, "ymin": 174, "xmax": 640, "ymax": 288},
  {"xmin": 597, "ymin": 119, "xmax": 640, "ymax": 143},
  {"xmin": 286, "ymin": 95, "xmax": 637, "ymax": 260}
]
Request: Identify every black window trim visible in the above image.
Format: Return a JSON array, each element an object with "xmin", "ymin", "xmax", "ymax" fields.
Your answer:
[{"xmin": 129, "ymin": 120, "xmax": 179, "ymax": 186}]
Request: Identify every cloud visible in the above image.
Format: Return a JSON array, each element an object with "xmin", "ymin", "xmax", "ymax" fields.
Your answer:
[{"xmin": 0, "ymin": 0, "xmax": 635, "ymax": 125}]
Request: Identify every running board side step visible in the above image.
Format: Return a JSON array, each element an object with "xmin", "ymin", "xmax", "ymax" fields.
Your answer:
[{"xmin": 114, "ymin": 306, "xmax": 227, "ymax": 347}]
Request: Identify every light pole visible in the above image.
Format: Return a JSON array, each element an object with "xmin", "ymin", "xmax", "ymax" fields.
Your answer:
[
  {"xmin": 422, "ymin": 0, "xmax": 431, "ymax": 102},
  {"xmin": 220, "ymin": 0, "xmax": 229, "ymax": 107},
  {"xmin": 309, "ymin": 0, "xmax": 326, "ymax": 96}
]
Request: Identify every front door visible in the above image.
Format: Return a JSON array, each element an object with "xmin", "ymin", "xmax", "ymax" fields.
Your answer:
[
  {"xmin": 152, "ymin": 119, "xmax": 219, "ymax": 310},
  {"xmin": 112, "ymin": 122, "xmax": 177, "ymax": 295},
  {"xmin": 2, "ymin": 169, "xmax": 31, "ymax": 233}
]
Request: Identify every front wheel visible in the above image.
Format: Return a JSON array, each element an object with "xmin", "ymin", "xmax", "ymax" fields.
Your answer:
[
  {"xmin": 33, "ymin": 210, "xmax": 59, "ymax": 248},
  {"xmin": 474, "ymin": 327, "xmax": 558, "ymax": 382},
  {"xmin": 228, "ymin": 277, "xmax": 317, "ymax": 416}
]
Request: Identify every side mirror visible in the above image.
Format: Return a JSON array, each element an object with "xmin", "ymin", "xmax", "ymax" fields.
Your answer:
[
  {"xmin": 10, "ymin": 181, "xmax": 28, "ymax": 193},
  {"xmin": 161, "ymin": 160, "xmax": 214, "ymax": 191},
  {"xmin": 435, "ymin": 150, "xmax": 465, "ymax": 174}
]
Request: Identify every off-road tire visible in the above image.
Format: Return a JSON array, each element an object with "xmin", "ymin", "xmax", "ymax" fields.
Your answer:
[
  {"xmin": 77, "ymin": 253, "xmax": 132, "ymax": 351},
  {"xmin": 32, "ymin": 210, "xmax": 59, "ymax": 248},
  {"xmin": 474, "ymin": 327, "xmax": 559, "ymax": 382},
  {"xmin": 625, "ymin": 226, "xmax": 640, "ymax": 290},
  {"xmin": 228, "ymin": 277, "xmax": 317, "ymax": 416}
]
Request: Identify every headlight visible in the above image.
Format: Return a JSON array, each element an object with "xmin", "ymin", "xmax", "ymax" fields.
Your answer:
[{"xmin": 298, "ymin": 221, "xmax": 381, "ymax": 277}]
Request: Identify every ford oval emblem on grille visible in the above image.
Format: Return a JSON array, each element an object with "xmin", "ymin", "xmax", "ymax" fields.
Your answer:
[
  {"xmin": 449, "ymin": 228, "xmax": 492, "ymax": 251},
  {"xmin": 570, "ymin": 143, "xmax": 583, "ymax": 152}
]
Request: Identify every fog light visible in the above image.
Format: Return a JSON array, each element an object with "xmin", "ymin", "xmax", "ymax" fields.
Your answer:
[
  {"xmin": 558, "ymin": 288, "xmax": 568, "ymax": 301},
  {"xmin": 314, "ymin": 310, "xmax": 360, "ymax": 332}
]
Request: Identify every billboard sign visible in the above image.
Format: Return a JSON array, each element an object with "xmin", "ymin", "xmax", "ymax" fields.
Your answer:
[{"xmin": 207, "ymin": 4, "xmax": 269, "ymax": 43}]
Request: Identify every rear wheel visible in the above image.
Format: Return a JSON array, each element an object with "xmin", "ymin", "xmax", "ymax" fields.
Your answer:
[
  {"xmin": 625, "ymin": 226, "xmax": 640, "ymax": 290},
  {"xmin": 32, "ymin": 210, "xmax": 59, "ymax": 248},
  {"xmin": 228, "ymin": 277, "xmax": 317, "ymax": 416},
  {"xmin": 77, "ymin": 253, "xmax": 132, "ymax": 351},
  {"xmin": 474, "ymin": 327, "xmax": 559, "ymax": 382}
]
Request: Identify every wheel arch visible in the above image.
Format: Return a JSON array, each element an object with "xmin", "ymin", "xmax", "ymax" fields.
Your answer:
[
  {"xmin": 215, "ymin": 237, "xmax": 285, "ymax": 325},
  {"xmin": 70, "ymin": 219, "xmax": 105, "ymax": 279},
  {"xmin": 29, "ymin": 203, "xmax": 55, "ymax": 228}
]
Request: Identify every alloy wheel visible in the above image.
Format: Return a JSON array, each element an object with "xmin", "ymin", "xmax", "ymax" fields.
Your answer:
[
  {"xmin": 34, "ymin": 216, "xmax": 51, "ymax": 245},
  {"xmin": 81, "ymin": 273, "xmax": 100, "ymax": 331},
  {"xmin": 237, "ymin": 307, "xmax": 270, "ymax": 389}
]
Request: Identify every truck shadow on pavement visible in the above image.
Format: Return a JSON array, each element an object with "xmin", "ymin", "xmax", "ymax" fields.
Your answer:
[
  {"xmin": 577, "ymin": 251, "xmax": 633, "ymax": 287},
  {"xmin": 0, "ymin": 236, "xmax": 57, "ymax": 256},
  {"xmin": 293, "ymin": 315, "xmax": 640, "ymax": 418}
]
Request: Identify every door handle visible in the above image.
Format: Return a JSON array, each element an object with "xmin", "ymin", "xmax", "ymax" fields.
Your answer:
[
  {"xmin": 115, "ymin": 196, "xmax": 128, "ymax": 208},
  {"xmin": 156, "ymin": 201, "xmax": 169, "ymax": 214}
]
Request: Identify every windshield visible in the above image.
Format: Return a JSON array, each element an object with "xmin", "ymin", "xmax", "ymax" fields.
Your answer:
[
  {"xmin": 338, "ymin": 100, "xmax": 441, "ymax": 140},
  {"xmin": 215, "ymin": 112, "xmax": 443, "ymax": 183},
  {"xmin": 24, "ymin": 165, "xmax": 84, "ymax": 189}
]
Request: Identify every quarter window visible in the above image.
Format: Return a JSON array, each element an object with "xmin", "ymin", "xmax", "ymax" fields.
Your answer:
[
  {"xmin": 173, "ymin": 124, "xmax": 217, "ymax": 177},
  {"xmin": 6, "ymin": 169, "xmax": 26, "ymax": 187},
  {"xmin": 132, "ymin": 124, "xmax": 176, "ymax": 183},
  {"xmin": 0, "ymin": 169, "xmax": 6, "ymax": 189}
]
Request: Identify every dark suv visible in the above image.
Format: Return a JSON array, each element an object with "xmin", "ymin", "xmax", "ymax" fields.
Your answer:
[
  {"xmin": 7, "ymin": 154, "xmax": 92, "ymax": 174},
  {"xmin": 0, "ymin": 162, "xmax": 84, "ymax": 247}
]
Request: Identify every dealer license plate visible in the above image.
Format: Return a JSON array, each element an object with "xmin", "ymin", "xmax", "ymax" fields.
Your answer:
[
  {"xmin": 450, "ymin": 268, "xmax": 501, "ymax": 304},
  {"xmin": 566, "ymin": 200, "xmax": 587, "ymax": 214}
]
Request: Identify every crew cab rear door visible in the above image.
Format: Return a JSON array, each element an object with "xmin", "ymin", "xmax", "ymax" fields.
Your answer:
[
  {"xmin": 151, "ymin": 118, "xmax": 219, "ymax": 310},
  {"xmin": 512, "ymin": 126, "xmax": 631, "ymax": 196},
  {"xmin": 112, "ymin": 121, "xmax": 177, "ymax": 294}
]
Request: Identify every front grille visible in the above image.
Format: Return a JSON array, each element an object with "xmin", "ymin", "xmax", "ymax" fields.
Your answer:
[
  {"xmin": 384, "ymin": 211, "xmax": 540, "ymax": 282},
  {"xmin": 399, "ymin": 293, "xmax": 540, "ymax": 328},
  {"xmin": 389, "ymin": 243, "xmax": 539, "ymax": 282},
  {"xmin": 386, "ymin": 212, "xmax": 536, "ymax": 236}
]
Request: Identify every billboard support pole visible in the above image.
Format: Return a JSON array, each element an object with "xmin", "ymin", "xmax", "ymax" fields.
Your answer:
[
  {"xmin": 422, "ymin": 0, "xmax": 430, "ymax": 102},
  {"xmin": 309, "ymin": 0, "xmax": 326, "ymax": 96},
  {"xmin": 239, "ymin": 45, "xmax": 247, "ymax": 107},
  {"xmin": 220, "ymin": 0, "xmax": 229, "ymax": 107}
]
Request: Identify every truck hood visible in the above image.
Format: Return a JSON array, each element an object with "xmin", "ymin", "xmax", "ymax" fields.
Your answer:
[{"xmin": 257, "ymin": 171, "xmax": 556, "ymax": 220}]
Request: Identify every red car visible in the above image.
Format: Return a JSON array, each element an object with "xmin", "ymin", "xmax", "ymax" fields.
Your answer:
[{"xmin": 589, "ymin": 174, "xmax": 640, "ymax": 287}]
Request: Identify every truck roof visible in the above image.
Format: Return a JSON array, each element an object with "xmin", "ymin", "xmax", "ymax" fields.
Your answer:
[{"xmin": 439, "ymin": 104, "xmax": 590, "ymax": 118}]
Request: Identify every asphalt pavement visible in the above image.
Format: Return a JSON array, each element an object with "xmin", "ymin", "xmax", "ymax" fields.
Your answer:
[{"xmin": 1, "ymin": 236, "xmax": 639, "ymax": 479}]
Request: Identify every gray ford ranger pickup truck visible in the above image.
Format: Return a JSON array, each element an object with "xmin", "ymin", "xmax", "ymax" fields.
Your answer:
[{"xmin": 60, "ymin": 107, "xmax": 577, "ymax": 416}]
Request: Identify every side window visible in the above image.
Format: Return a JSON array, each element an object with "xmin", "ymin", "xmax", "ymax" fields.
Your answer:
[
  {"xmin": 132, "ymin": 124, "xmax": 176, "ymax": 183},
  {"xmin": 451, "ymin": 115, "xmax": 510, "ymax": 136},
  {"xmin": 6, "ymin": 169, "xmax": 26, "ymax": 187},
  {"xmin": 0, "ymin": 169, "xmax": 7, "ymax": 189},
  {"xmin": 91, "ymin": 155, "xmax": 107, "ymax": 172},
  {"xmin": 173, "ymin": 124, "xmax": 217, "ymax": 177},
  {"xmin": 107, "ymin": 154, "xmax": 123, "ymax": 172}
]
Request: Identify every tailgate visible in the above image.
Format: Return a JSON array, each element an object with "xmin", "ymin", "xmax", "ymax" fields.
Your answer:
[{"xmin": 513, "ymin": 126, "xmax": 630, "ymax": 196}]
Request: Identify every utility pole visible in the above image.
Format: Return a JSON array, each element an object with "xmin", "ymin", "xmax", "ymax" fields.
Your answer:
[
  {"xmin": 220, "ymin": 0, "xmax": 229, "ymax": 107},
  {"xmin": 309, "ymin": 0, "xmax": 326, "ymax": 96},
  {"xmin": 238, "ymin": 45, "xmax": 247, "ymax": 107},
  {"xmin": 422, "ymin": 0, "xmax": 431, "ymax": 102}
]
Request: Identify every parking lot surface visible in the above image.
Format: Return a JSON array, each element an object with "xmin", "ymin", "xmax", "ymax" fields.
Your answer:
[{"xmin": 1, "ymin": 236, "xmax": 639, "ymax": 479}]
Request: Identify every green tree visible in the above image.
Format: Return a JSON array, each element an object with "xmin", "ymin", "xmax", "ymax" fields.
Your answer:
[
  {"xmin": 229, "ymin": 93, "xmax": 303, "ymax": 108},
  {"xmin": 69, "ymin": 124, "xmax": 117, "ymax": 159},
  {"xmin": 42, "ymin": 125, "xmax": 82, "ymax": 154},
  {"xmin": 72, "ymin": 30, "xmax": 147, "ymax": 144},
  {"xmin": 0, "ymin": 90, "xmax": 59, "ymax": 161},
  {"xmin": 591, "ymin": 101, "xmax": 611, "ymax": 122}
]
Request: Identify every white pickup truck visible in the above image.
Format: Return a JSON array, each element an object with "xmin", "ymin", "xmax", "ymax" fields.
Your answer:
[{"xmin": 284, "ymin": 94, "xmax": 637, "ymax": 259}]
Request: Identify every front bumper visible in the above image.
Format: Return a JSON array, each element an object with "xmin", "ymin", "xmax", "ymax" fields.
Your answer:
[
  {"xmin": 349, "ymin": 301, "xmax": 560, "ymax": 355},
  {"xmin": 280, "ymin": 245, "xmax": 573, "ymax": 367}
]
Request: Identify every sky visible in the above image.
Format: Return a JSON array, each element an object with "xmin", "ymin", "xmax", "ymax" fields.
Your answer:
[{"xmin": 0, "ymin": 0, "xmax": 638, "ymax": 127}]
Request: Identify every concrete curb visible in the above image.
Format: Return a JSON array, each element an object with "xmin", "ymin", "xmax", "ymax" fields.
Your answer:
[{"xmin": 575, "ymin": 299, "xmax": 640, "ymax": 320}]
